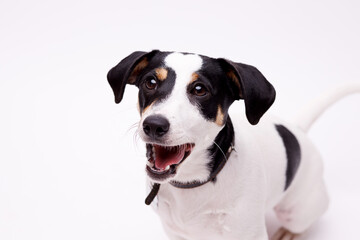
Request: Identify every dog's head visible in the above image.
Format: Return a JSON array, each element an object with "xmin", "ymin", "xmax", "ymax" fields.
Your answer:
[{"xmin": 107, "ymin": 50, "xmax": 275, "ymax": 184}]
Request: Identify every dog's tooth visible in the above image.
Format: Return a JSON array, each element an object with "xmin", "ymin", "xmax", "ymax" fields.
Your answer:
[
  {"xmin": 147, "ymin": 160, "xmax": 154, "ymax": 168},
  {"xmin": 165, "ymin": 165, "xmax": 170, "ymax": 171}
]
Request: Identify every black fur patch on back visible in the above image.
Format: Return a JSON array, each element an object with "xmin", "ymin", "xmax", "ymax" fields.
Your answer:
[{"xmin": 275, "ymin": 124, "xmax": 301, "ymax": 190}]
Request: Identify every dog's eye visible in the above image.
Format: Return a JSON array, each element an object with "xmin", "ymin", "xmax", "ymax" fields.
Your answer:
[
  {"xmin": 191, "ymin": 84, "xmax": 207, "ymax": 96},
  {"xmin": 145, "ymin": 78, "xmax": 158, "ymax": 90}
]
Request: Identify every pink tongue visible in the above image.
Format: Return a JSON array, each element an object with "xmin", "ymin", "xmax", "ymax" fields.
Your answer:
[{"xmin": 154, "ymin": 145, "xmax": 186, "ymax": 170}]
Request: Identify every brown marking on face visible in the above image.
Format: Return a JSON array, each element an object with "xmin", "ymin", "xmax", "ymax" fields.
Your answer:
[
  {"xmin": 155, "ymin": 68, "xmax": 168, "ymax": 81},
  {"xmin": 189, "ymin": 72, "xmax": 199, "ymax": 84},
  {"xmin": 142, "ymin": 100, "xmax": 157, "ymax": 115},
  {"xmin": 215, "ymin": 105, "xmax": 225, "ymax": 126},
  {"xmin": 128, "ymin": 58, "xmax": 149, "ymax": 84},
  {"xmin": 227, "ymin": 70, "xmax": 243, "ymax": 98}
]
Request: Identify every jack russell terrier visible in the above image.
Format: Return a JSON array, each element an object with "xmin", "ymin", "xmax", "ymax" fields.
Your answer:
[{"xmin": 107, "ymin": 50, "xmax": 360, "ymax": 240}]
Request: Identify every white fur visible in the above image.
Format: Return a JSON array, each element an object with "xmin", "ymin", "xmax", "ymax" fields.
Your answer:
[
  {"xmin": 139, "ymin": 53, "xmax": 223, "ymax": 183},
  {"xmin": 138, "ymin": 53, "xmax": 358, "ymax": 240}
]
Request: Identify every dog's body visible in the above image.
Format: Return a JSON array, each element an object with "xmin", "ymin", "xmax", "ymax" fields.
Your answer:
[
  {"xmin": 152, "ymin": 113, "xmax": 327, "ymax": 240},
  {"xmin": 107, "ymin": 51, "xmax": 360, "ymax": 240}
]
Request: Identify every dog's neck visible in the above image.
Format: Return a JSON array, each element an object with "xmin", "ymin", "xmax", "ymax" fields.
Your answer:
[
  {"xmin": 170, "ymin": 116, "xmax": 235, "ymax": 188},
  {"xmin": 207, "ymin": 116, "xmax": 235, "ymax": 182}
]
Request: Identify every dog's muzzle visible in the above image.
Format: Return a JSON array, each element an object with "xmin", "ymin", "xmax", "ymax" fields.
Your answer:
[
  {"xmin": 142, "ymin": 115, "xmax": 195, "ymax": 181},
  {"xmin": 145, "ymin": 143, "xmax": 195, "ymax": 181}
]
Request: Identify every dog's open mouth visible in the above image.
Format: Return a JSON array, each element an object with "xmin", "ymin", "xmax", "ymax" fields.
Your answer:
[{"xmin": 146, "ymin": 143, "xmax": 195, "ymax": 181}]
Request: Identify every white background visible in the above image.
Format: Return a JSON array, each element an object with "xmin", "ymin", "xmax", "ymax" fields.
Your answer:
[{"xmin": 1, "ymin": 0, "xmax": 360, "ymax": 239}]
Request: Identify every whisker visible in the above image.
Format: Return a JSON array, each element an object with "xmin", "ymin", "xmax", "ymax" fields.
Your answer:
[
  {"xmin": 133, "ymin": 129, "xmax": 139, "ymax": 148},
  {"xmin": 125, "ymin": 121, "xmax": 143, "ymax": 153},
  {"xmin": 133, "ymin": 128, "xmax": 145, "ymax": 153},
  {"xmin": 127, "ymin": 121, "xmax": 139, "ymax": 134},
  {"xmin": 212, "ymin": 140, "xmax": 227, "ymax": 161}
]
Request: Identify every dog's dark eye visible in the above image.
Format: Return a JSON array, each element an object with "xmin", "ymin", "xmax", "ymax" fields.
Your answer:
[
  {"xmin": 145, "ymin": 78, "xmax": 158, "ymax": 90},
  {"xmin": 191, "ymin": 84, "xmax": 207, "ymax": 96}
]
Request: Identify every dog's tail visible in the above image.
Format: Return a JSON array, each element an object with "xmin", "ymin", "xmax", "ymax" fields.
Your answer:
[{"xmin": 292, "ymin": 83, "xmax": 360, "ymax": 132}]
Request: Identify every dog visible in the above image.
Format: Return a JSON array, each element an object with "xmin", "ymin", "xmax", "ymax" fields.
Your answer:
[{"xmin": 107, "ymin": 50, "xmax": 360, "ymax": 240}]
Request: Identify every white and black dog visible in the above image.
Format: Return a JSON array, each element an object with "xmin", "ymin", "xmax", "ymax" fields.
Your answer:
[{"xmin": 107, "ymin": 50, "xmax": 360, "ymax": 240}]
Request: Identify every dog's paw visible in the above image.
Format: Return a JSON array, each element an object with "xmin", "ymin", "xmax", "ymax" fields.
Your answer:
[
  {"xmin": 274, "ymin": 207, "xmax": 293, "ymax": 223},
  {"xmin": 270, "ymin": 227, "xmax": 302, "ymax": 240}
]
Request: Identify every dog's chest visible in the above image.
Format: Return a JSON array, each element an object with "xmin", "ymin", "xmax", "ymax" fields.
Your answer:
[{"xmin": 153, "ymin": 184, "xmax": 239, "ymax": 239}]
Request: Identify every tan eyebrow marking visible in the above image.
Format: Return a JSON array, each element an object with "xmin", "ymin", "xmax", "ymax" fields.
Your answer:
[
  {"xmin": 155, "ymin": 68, "xmax": 168, "ymax": 81},
  {"xmin": 188, "ymin": 72, "xmax": 199, "ymax": 84},
  {"xmin": 215, "ymin": 105, "xmax": 225, "ymax": 126},
  {"xmin": 128, "ymin": 58, "xmax": 149, "ymax": 84}
]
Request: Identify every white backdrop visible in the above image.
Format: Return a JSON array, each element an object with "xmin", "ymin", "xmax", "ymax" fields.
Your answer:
[{"xmin": 1, "ymin": 0, "xmax": 360, "ymax": 239}]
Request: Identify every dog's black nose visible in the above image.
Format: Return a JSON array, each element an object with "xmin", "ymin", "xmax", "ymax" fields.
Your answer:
[{"xmin": 143, "ymin": 115, "xmax": 170, "ymax": 138}]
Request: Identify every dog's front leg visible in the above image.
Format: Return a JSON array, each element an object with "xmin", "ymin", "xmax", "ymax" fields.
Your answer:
[
  {"xmin": 223, "ymin": 196, "xmax": 269, "ymax": 240},
  {"xmin": 160, "ymin": 207, "xmax": 268, "ymax": 240},
  {"xmin": 229, "ymin": 216, "xmax": 268, "ymax": 240},
  {"xmin": 162, "ymin": 228, "xmax": 187, "ymax": 240}
]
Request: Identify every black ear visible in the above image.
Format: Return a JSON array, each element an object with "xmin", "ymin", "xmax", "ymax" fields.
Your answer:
[
  {"xmin": 218, "ymin": 59, "xmax": 276, "ymax": 125},
  {"xmin": 107, "ymin": 50, "xmax": 159, "ymax": 103}
]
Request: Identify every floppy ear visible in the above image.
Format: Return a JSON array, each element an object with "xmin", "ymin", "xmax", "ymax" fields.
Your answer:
[
  {"xmin": 107, "ymin": 50, "xmax": 159, "ymax": 103},
  {"xmin": 218, "ymin": 59, "xmax": 276, "ymax": 125}
]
